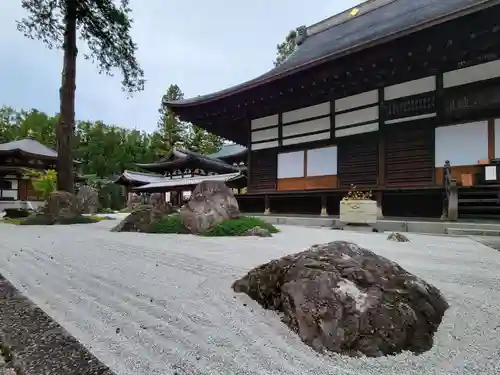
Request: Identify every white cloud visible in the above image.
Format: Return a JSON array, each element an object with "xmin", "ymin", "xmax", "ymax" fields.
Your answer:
[{"xmin": 0, "ymin": 0, "xmax": 359, "ymax": 133}]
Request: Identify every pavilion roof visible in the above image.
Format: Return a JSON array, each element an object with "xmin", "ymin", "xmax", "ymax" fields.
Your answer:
[
  {"xmin": 0, "ymin": 138, "xmax": 58, "ymax": 159},
  {"xmin": 133, "ymin": 172, "xmax": 245, "ymax": 193},
  {"xmin": 207, "ymin": 144, "xmax": 247, "ymax": 160},
  {"xmin": 113, "ymin": 170, "xmax": 167, "ymax": 186},
  {"xmin": 136, "ymin": 147, "xmax": 242, "ymax": 174}
]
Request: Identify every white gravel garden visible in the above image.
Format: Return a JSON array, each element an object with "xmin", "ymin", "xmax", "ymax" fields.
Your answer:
[{"xmin": 0, "ymin": 219, "xmax": 498, "ymax": 375}]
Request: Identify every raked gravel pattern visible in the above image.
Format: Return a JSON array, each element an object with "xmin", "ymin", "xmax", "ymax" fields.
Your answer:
[{"xmin": 0, "ymin": 219, "xmax": 499, "ymax": 375}]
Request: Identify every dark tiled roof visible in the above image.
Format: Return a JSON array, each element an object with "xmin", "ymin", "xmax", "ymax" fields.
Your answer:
[
  {"xmin": 134, "ymin": 172, "xmax": 245, "ymax": 192},
  {"xmin": 136, "ymin": 147, "xmax": 241, "ymax": 174},
  {"xmin": 207, "ymin": 144, "xmax": 247, "ymax": 159},
  {"xmin": 0, "ymin": 138, "xmax": 58, "ymax": 159},
  {"xmin": 168, "ymin": 0, "xmax": 493, "ymax": 107},
  {"xmin": 113, "ymin": 170, "xmax": 167, "ymax": 185}
]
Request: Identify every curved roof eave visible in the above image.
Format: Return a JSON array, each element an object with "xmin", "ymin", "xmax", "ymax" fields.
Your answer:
[{"xmin": 166, "ymin": 0, "xmax": 494, "ymax": 109}]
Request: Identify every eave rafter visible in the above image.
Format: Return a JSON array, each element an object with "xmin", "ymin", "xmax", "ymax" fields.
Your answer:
[{"xmin": 177, "ymin": 5, "xmax": 500, "ymax": 144}]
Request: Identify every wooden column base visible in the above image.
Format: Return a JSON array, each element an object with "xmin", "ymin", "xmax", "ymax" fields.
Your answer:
[
  {"xmin": 376, "ymin": 192, "xmax": 384, "ymax": 219},
  {"xmin": 264, "ymin": 195, "xmax": 270, "ymax": 215}
]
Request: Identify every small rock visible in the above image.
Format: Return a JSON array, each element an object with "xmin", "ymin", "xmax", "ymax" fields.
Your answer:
[
  {"xmin": 242, "ymin": 226, "xmax": 271, "ymax": 237},
  {"xmin": 387, "ymin": 232, "xmax": 410, "ymax": 242},
  {"xmin": 116, "ymin": 328, "xmax": 121, "ymax": 334}
]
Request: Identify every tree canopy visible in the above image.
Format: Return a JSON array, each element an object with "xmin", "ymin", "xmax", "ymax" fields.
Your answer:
[
  {"xmin": 17, "ymin": 0, "xmax": 145, "ymax": 193},
  {"xmin": 0, "ymin": 82, "xmax": 224, "ymax": 176},
  {"xmin": 274, "ymin": 30, "xmax": 297, "ymax": 67}
]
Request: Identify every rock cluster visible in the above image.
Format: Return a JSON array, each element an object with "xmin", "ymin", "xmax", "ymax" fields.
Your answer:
[
  {"xmin": 233, "ymin": 241, "xmax": 449, "ymax": 357},
  {"xmin": 180, "ymin": 180, "xmax": 240, "ymax": 234}
]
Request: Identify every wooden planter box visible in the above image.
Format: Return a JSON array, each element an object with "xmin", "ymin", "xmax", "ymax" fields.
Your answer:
[{"xmin": 339, "ymin": 199, "xmax": 378, "ymax": 224}]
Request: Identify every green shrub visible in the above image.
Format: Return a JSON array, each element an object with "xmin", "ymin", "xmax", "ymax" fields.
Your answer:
[
  {"xmin": 57, "ymin": 215, "xmax": 100, "ymax": 225},
  {"xmin": 19, "ymin": 215, "xmax": 55, "ymax": 225},
  {"xmin": 149, "ymin": 214, "xmax": 189, "ymax": 234},
  {"xmin": 4, "ymin": 208, "xmax": 30, "ymax": 219},
  {"xmin": 203, "ymin": 216, "xmax": 279, "ymax": 237}
]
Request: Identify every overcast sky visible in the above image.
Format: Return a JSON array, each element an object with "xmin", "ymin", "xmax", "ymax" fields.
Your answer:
[{"xmin": 0, "ymin": 0, "xmax": 358, "ymax": 133}]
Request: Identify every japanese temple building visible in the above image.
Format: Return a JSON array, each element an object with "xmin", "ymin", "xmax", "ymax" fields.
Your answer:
[
  {"xmin": 165, "ymin": 0, "xmax": 500, "ymax": 219},
  {"xmin": 114, "ymin": 144, "xmax": 247, "ymax": 205},
  {"xmin": 0, "ymin": 137, "xmax": 81, "ymax": 211}
]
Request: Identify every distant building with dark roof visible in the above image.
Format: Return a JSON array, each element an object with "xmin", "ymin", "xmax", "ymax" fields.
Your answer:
[{"xmin": 0, "ymin": 137, "xmax": 80, "ymax": 211}]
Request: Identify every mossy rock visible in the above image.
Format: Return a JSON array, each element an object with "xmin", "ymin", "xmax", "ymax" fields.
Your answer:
[
  {"xmin": 203, "ymin": 216, "xmax": 279, "ymax": 237},
  {"xmin": 149, "ymin": 214, "xmax": 190, "ymax": 234}
]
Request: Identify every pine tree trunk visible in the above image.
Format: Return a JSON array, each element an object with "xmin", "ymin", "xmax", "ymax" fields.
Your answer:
[{"xmin": 57, "ymin": 0, "xmax": 78, "ymax": 193}]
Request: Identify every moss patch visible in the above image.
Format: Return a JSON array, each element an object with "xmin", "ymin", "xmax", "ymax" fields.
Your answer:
[
  {"xmin": 115, "ymin": 214, "xmax": 278, "ymax": 237},
  {"xmin": 203, "ymin": 216, "xmax": 279, "ymax": 237},
  {"xmin": 149, "ymin": 214, "xmax": 189, "ymax": 234},
  {"xmin": 2, "ymin": 215, "xmax": 106, "ymax": 226}
]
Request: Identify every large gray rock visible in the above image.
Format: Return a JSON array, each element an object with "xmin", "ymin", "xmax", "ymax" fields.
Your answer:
[
  {"xmin": 44, "ymin": 191, "xmax": 80, "ymax": 222},
  {"xmin": 126, "ymin": 193, "xmax": 142, "ymax": 210},
  {"xmin": 180, "ymin": 180, "xmax": 240, "ymax": 234},
  {"xmin": 112, "ymin": 201, "xmax": 175, "ymax": 233},
  {"xmin": 233, "ymin": 241, "xmax": 449, "ymax": 357},
  {"xmin": 77, "ymin": 185, "xmax": 100, "ymax": 214},
  {"xmin": 150, "ymin": 192, "xmax": 164, "ymax": 206}
]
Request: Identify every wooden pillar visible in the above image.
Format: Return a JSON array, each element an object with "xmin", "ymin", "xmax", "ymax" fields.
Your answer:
[
  {"xmin": 377, "ymin": 87, "xmax": 386, "ymax": 187},
  {"xmin": 178, "ymin": 190, "xmax": 183, "ymax": 207},
  {"xmin": 375, "ymin": 191, "xmax": 384, "ymax": 219},
  {"xmin": 264, "ymin": 194, "xmax": 270, "ymax": 215},
  {"xmin": 320, "ymin": 194, "xmax": 328, "ymax": 216},
  {"xmin": 488, "ymin": 119, "xmax": 495, "ymax": 161}
]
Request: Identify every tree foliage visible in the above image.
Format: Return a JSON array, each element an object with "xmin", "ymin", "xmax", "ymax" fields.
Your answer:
[
  {"xmin": 156, "ymin": 84, "xmax": 188, "ymax": 158},
  {"xmin": 17, "ymin": 0, "xmax": 145, "ymax": 193},
  {"xmin": 274, "ymin": 30, "xmax": 297, "ymax": 67},
  {"xmin": 29, "ymin": 169, "xmax": 57, "ymax": 201},
  {"xmin": 157, "ymin": 84, "xmax": 223, "ymax": 157},
  {"xmin": 0, "ymin": 100, "xmax": 224, "ymax": 178},
  {"xmin": 17, "ymin": 0, "xmax": 145, "ymax": 93}
]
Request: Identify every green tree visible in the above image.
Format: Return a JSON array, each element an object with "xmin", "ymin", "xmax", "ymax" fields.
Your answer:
[
  {"xmin": 186, "ymin": 126, "xmax": 223, "ymax": 155},
  {"xmin": 17, "ymin": 0, "xmax": 145, "ymax": 194},
  {"xmin": 0, "ymin": 106, "xmax": 160, "ymax": 179},
  {"xmin": 157, "ymin": 84, "xmax": 187, "ymax": 158},
  {"xmin": 274, "ymin": 30, "xmax": 297, "ymax": 67},
  {"xmin": 29, "ymin": 169, "xmax": 57, "ymax": 201}
]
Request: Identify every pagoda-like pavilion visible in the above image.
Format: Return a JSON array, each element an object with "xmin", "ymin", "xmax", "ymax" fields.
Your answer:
[
  {"xmin": 114, "ymin": 144, "xmax": 248, "ymax": 206},
  {"xmin": 0, "ymin": 137, "xmax": 81, "ymax": 211}
]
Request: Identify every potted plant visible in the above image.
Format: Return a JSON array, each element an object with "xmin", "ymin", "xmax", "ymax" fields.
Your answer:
[{"xmin": 339, "ymin": 185, "xmax": 377, "ymax": 224}]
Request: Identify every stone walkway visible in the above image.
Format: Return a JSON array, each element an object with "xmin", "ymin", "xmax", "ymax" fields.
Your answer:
[{"xmin": 0, "ymin": 220, "xmax": 499, "ymax": 375}]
